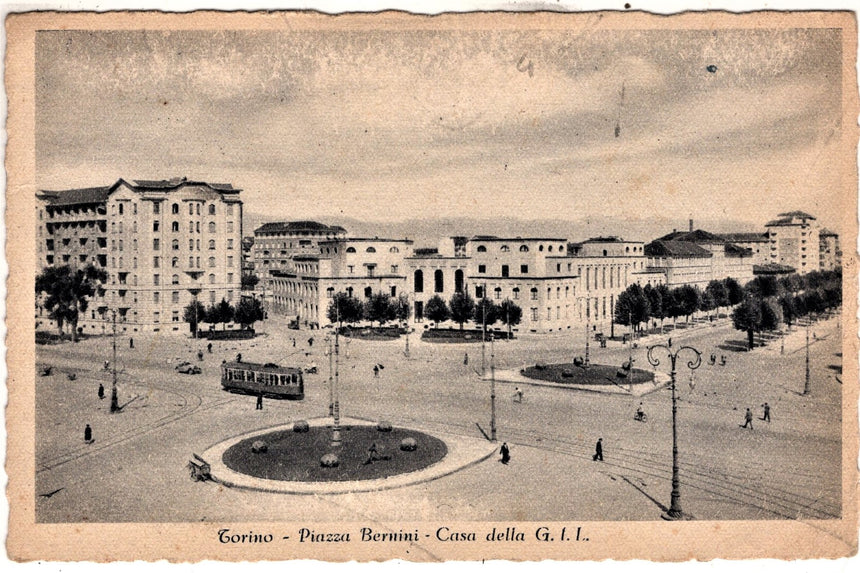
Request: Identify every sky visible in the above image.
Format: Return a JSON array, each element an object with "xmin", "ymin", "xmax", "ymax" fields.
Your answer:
[{"xmin": 35, "ymin": 24, "xmax": 847, "ymax": 233}]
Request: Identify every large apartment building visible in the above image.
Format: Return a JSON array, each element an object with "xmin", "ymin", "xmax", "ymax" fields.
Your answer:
[
  {"xmin": 644, "ymin": 229, "xmax": 756, "ymax": 289},
  {"xmin": 36, "ymin": 177, "xmax": 243, "ymax": 334},
  {"xmin": 765, "ymin": 211, "xmax": 821, "ymax": 275}
]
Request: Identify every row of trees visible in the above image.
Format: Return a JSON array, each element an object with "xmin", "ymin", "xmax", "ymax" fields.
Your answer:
[
  {"xmin": 419, "ymin": 293, "xmax": 523, "ymax": 335},
  {"xmin": 183, "ymin": 297, "xmax": 265, "ymax": 332},
  {"xmin": 613, "ymin": 278, "xmax": 745, "ymax": 334},
  {"xmin": 731, "ymin": 270, "xmax": 842, "ymax": 349},
  {"xmin": 35, "ymin": 264, "xmax": 108, "ymax": 342},
  {"xmin": 325, "ymin": 292, "xmax": 411, "ymax": 327}
]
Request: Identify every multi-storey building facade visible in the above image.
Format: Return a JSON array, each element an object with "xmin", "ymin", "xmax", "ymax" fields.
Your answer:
[
  {"xmin": 644, "ymin": 229, "xmax": 755, "ymax": 288},
  {"xmin": 254, "ymin": 221, "xmax": 347, "ymax": 274},
  {"xmin": 818, "ymin": 228, "xmax": 842, "ymax": 271},
  {"xmin": 717, "ymin": 232, "xmax": 771, "ymax": 266},
  {"xmin": 765, "ymin": 211, "xmax": 820, "ymax": 275},
  {"xmin": 36, "ymin": 177, "xmax": 243, "ymax": 334}
]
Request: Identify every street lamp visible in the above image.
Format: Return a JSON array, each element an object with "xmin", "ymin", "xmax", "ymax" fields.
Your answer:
[
  {"xmin": 324, "ymin": 334, "xmax": 333, "ymax": 415},
  {"xmin": 109, "ymin": 309, "xmax": 120, "ymax": 413},
  {"xmin": 331, "ymin": 304, "xmax": 342, "ymax": 447},
  {"xmin": 584, "ymin": 298, "xmax": 591, "ymax": 367},
  {"xmin": 803, "ymin": 318, "xmax": 810, "ymax": 395},
  {"xmin": 489, "ymin": 332, "xmax": 497, "ymax": 442},
  {"xmin": 646, "ymin": 342, "xmax": 702, "ymax": 520}
]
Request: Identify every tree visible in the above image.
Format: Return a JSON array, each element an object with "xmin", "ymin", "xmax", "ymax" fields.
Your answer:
[
  {"xmin": 449, "ymin": 292, "xmax": 476, "ymax": 329},
  {"xmin": 35, "ymin": 264, "xmax": 108, "ymax": 342},
  {"xmin": 183, "ymin": 299, "xmax": 207, "ymax": 335},
  {"xmin": 759, "ymin": 297, "xmax": 783, "ymax": 335},
  {"xmin": 207, "ymin": 299, "xmax": 235, "ymax": 330},
  {"xmin": 473, "ymin": 297, "xmax": 499, "ymax": 328},
  {"xmin": 393, "ymin": 294, "xmax": 411, "ymax": 324},
  {"xmin": 498, "ymin": 299, "xmax": 523, "ymax": 337},
  {"xmin": 614, "ymin": 285, "xmax": 650, "ymax": 333},
  {"xmin": 327, "ymin": 292, "xmax": 364, "ymax": 325},
  {"xmin": 644, "ymin": 284, "xmax": 663, "ymax": 332},
  {"xmin": 364, "ymin": 293, "xmax": 396, "ymax": 327},
  {"xmin": 234, "ymin": 297, "xmax": 264, "ymax": 329},
  {"xmin": 732, "ymin": 297, "xmax": 763, "ymax": 350},
  {"xmin": 655, "ymin": 284, "xmax": 673, "ymax": 332},
  {"xmin": 706, "ymin": 280, "xmax": 729, "ymax": 316},
  {"xmin": 700, "ymin": 290, "xmax": 716, "ymax": 320},
  {"xmin": 424, "ymin": 295, "xmax": 450, "ymax": 327},
  {"xmin": 241, "ymin": 272, "xmax": 259, "ymax": 291},
  {"xmin": 724, "ymin": 277, "xmax": 744, "ymax": 306},
  {"xmin": 675, "ymin": 285, "xmax": 702, "ymax": 322},
  {"xmin": 779, "ymin": 295, "xmax": 798, "ymax": 330},
  {"xmin": 746, "ymin": 275, "xmax": 781, "ymax": 299}
]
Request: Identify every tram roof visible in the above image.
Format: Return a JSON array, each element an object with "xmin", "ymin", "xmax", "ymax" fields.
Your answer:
[{"xmin": 221, "ymin": 361, "xmax": 302, "ymax": 373}]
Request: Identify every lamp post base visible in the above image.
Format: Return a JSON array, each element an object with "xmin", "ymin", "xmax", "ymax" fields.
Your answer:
[{"xmin": 661, "ymin": 510, "xmax": 693, "ymax": 521}]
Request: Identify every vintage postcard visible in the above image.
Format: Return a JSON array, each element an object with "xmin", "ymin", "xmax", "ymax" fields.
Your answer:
[{"xmin": 5, "ymin": 9, "xmax": 858, "ymax": 563}]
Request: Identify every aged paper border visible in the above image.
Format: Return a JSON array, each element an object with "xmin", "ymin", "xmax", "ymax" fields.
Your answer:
[{"xmin": 5, "ymin": 9, "xmax": 859, "ymax": 563}]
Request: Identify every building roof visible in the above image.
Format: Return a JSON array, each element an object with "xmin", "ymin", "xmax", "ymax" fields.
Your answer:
[
  {"xmin": 470, "ymin": 236, "xmax": 567, "ymax": 242},
  {"xmin": 655, "ymin": 229, "xmax": 725, "ymax": 243},
  {"xmin": 644, "ymin": 240, "xmax": 713, "ymax": 258},
  {"xmin": 580, "ymin": 236, "xmax": 639, "ymax": 244},
  {"xmin": 777, "ymin": 211, "xmax": 816, "ymax": 220},
  {"xmin": 717, "ymin": 232, "xmax": 770, "ymax": 243},
  {"xmin": 255, "ymin": 221, "xmax": 347, "ymax": 235},
  {"xmin": 38, "ymin": 177, "xmax": 241, "ymax": 207},
  {"xmin": 819, "ymin": 227, "xmax": 839, "ymax": 237},
  {"xmin": 753, "ymin": 263, "xmax": 796, "ymax": 275},
  {"xmin": 724, "ymin": 243, "xmax": 754, "ymax": 257}
]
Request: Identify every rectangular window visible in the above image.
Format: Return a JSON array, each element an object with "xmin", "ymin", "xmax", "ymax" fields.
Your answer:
[
  {"xmin": 172, "ymin": 291, "xmax": 179, "ymax": 303},
  {"xmin": 501, "ymin": 265, "xmax": 509, "ymax": 278},
  {"xmin": 227, "ymin": 221, "xmax": 234, "ymax": 233},
  {"xmin": 153, "ymin": 256, "xmax": 160, "ymax": 268},
  {"xmin": 209, "ymin": 290, "xmax": 216, "ymax": 303},
  {"xmin": 391, "ymin": 265, "xmax": 398, "ymax": 274},
  {"xmin": 530, "ymin": 308, "xmax": 538, "ymax": 321},
  {"xmin": 227, "ymin": 256, "xmax": 234, "ymax": 267},
  {"xmin": 153, "ymin": 311, "xmax": 160, "ymax": 323},
  {"xmin": 153, "ymin": 238, "xmax": 160, "ymax": 250},
  {"xmin": 520, "ymin": 265, "xmax": 529, "ymax": 274},
  {"xmin": 227, "ymin": 290, "xmax": 233, "ymax": 302},
  {"xmin": 227, "ymin": 204, "xmax": 234, "ymax": 216},
  {"xmin": 348, "ymin": 265, "xmax": 354, "ymax": 274},
  {"xmin": 172, "ymin": 310, "xmax": 180, "ymax": 322},
  {"xmin": 153, "ymin": 274, "xmax": 160, "ymax": 285},
  {"xmin": 153, "ymin": 221, "xmax": 160, "ymax": 232},
  {"xmin": 478, "ymin": 264, "xmax": 486, "ymax": 273},
  {"xmin": 227, "ymin": 239, "xmax": 234, "ymax": 250},
  {"xmin": 153, "ymin": 203, "xmax": 160, "ymax": 215},
  {"xmin": 227, "ymin": 273, "xmax": 234, "ymax": 283},
  {"xmin": 153, "ymin": 291, "xmax": 160, "ymax": 303}
]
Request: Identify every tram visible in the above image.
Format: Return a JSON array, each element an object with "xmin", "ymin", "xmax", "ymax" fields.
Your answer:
[{"xmin": 220, "ymin": 361, "xmax": 304, "ymax": 400}]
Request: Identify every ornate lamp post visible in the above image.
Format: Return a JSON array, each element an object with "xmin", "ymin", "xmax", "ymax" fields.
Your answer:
[
  {"xmin": 646, "ymin": 343, "xmax": 702, "ymax": 520},
  {"xmin": 324, "ymin": 334, "xmax": 333, "ymax": 415},
  {"xmin": 489, "ymin": 332, "xmax": 497, "ymax": 442},
  {"xmin": 585, "ymin": 298, "xmax": 591, "ymax": 367},
  {"xmin": 803, "ymin": 319, "xmax": 810, "ymax": 395},
  {"xmin": 331, "ymin": 304, "xmax": 342, "ymax": 447}
]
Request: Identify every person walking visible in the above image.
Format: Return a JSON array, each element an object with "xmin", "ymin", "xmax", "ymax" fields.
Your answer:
[
  {"xmin": 499, "ymin": 442, "xmax": 510, "ymax": 465},
  {"xmin": 207, "ymin": 342, "xmax": 213, "ymax": 354},
  {"xmin": 129, "ymin": 337, "xmax": 134, "ymax": 349},
  {"xmin": 84, "ymin": 424, "xmax": 93, "ymax": 444},
  {"xmin": 593, "ymin": 438, "xmax": 604, "ymax": 461},
  {"xmin": 464, "ymin": 352, "xmax": 469, "ymax": 366},
  {"xmin": 197, "ymin": 349, "xmax": 204, "ymax": 362},
  {"xmin": 256, "ymin": 393, "xmax": 263, "ymax": 411},
  {"xmin": 373, "ymin": 365, "xmax": 379, "ymax": 378},
  {"xmin": 761, "ymin": 402, "xmax": 771, "ymax": 422},
  {"xmin": 308, "ymin": 337, "xmax": 314, "ymax": 347},
  {"xmin": 513, "ymin": 387, "xmax": 523, "ymax": 403},
  {"xmin": 741, "ymin": 408, "xmax": 754, "ymax": 429},
  {"xmin": 97, "ymin": 383, "xmax": 105, "ymax": 400}
]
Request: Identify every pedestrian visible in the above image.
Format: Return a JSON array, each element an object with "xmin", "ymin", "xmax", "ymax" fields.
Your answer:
[
  {"xmin": 197, "ymin": 349, "xmax": 204, "ymax": 362},
  {"xmin": 103, "ymin": 360, "xmax": 109, "ymax": 371},
  {"xmin": 97, "ymin": 383, "xmax": 105, "ymax": 400},
  {"xmin": 593, "ymin": 438, "xmax": 603, "ymax": 461},
  {"xmin": 236, "ymin": 353, "xmax": 242, "ymax": 363},
  {"xmin": 499, "ymin": 442, "xmax": 510, "ymax": 464},
  {"xmin": 513, "ymin": 387, "xmax": 523, "ymax": 403},
  {"xmin": 207, "ymin": 342, "xmax": 212, "ymax": 354},
  {"xmin": 668, "ymin": 337, "xmax": 672, "ymax": 347},
  {"xmin": 308, "ymin": 337, "xmax": 314, "ymax": 347},
  {"xmin": 720, "ymin": 355, "xmax": 727, "ymax": 366},
  {"xmin": 256, "ymin": 393, "xmax": 263, "ymax": 410},
  {"xmin": 84, "ymin": 424, "xmax": 93, "ymax": 444},
  {"xmin": 129, "ymin": 337, "xmax": 134, "ymax": 349},
  {"xmin": 292, "ymin": 338, "xmax": 296, "ymax": 348},
  {"xmin": 741, "ymin": 408, "xmax": 753, "ymax": 429},
  {"xmin": 761, "ymin": 402, "xmax": 771, "ymax": 422},
  {"xmin": 464, "ymin": 352, "xmax": 469, "ymax": 366},
  {"xmin": 373, "ymin": 365, "xmax": 379, "ymax": 377}
]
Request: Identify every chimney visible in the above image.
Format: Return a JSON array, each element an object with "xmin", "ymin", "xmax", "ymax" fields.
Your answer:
[{"xmin": 689, "ymin": 219, "xmax": 694, "ymax": 232}]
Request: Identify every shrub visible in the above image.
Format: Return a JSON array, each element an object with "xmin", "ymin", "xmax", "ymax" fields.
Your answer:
[
  {"xmin": 400, "ymin": 437, "xmax": 418, "ymax": 451},
  {"xmin": 293, "ymin": 420, "xmax": 310, "ymax": 433},
  {"xmin": 377, "ymin": 421, "xmax": 393, "ymax": 432},
  {"xmin": 535, "ymin": 361, "xmax": 547, "ymax": 370},
  {"xmin": 320, "ymin": 453, "xmax": 339, "ymax": 467},
  {"xmin": 251, "ymin": 440, "xmax": 268, "ymax": 453},
  {"xmin": 561, "ymin": 369, "xmax": 574, "ymax": 378}
]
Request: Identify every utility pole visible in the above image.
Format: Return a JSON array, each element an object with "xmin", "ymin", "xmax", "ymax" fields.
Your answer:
[
  {"xmin": 803, "ymin": 318, "xmax": 810, "ymax": 395},
  {"xmin": 481, "ymin": 283, "xmax": 487, "ymax": 377},
  {"xmin": 110, "ymin": 310, "xmax": 119, "ymax": 413},
  {"xmin": 585, "ymin": 298, "xmax": 591, "ymax": 367},
  {"xmin": 325, "ymin": 335, "xmax": 333, "ymax": 416},
  {"xmin": 331, "ymin": 304, "xmax": 342, "ymax": 447}
]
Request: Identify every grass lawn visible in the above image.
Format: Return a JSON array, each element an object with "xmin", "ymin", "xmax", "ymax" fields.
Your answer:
[
  {"xmin": 522, "ymin": 363, "xmax": 654, "ymax": 386},
  {"xmin": 222, "ymin": 425, "xmax": 447, "ymax": 482}
]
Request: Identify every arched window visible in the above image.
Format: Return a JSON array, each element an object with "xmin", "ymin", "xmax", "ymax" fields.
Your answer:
[
  {"xmin": 209, "ymin": 273, "xmax": 215, "ymax": 284},
  {"xmin": 346, "ymin": 286, "xmax": 354, "ymax": 298},
  {"xmin": 171, "ymin": 239, "xmax": 179, "ymax": 251},
  {"xmin": 326, "ymin": 287, "xmax": 334, "ymax": 298},
  {"xmin": 519, "ymin": 245, "xmax": 529, "ymax": 252},
  {"xmin": 171, "ymin": 203, "xmax": 179, "ymax": 215},
  {"xmin": 208, "ymin": 222, "xmax": 216, "ymax": 233},
  {"xmin": 171, "ymin": 257, "xmax": 178, "ymax": 268},
  {"xmin": 364, "ymin": 286, "xmax": 372, "ymax": 298},
  {"xmin": 476, "ymin": 245, "xmax": 487, "ymax": 253},
  {"xmin": 512, "ymin": 287, "xmax": 520, "ymax": 299},
  {"xmin": 539, "ymin": 245, "xmax": 544, "ymax": 252},
  {"xmin": 171, "ymin": 274, "xmax": 179, "ymax": 285},
  {"xmin": 209, "ymin": 204, "xmax": 216, "ymax": 215},
  {"xmin": 548, "ymin": 245, "xmax": 553, "ymax": 252},
  {"xmin": 389, "ymin": 246, "xmax": 399, "ymax": 253},
  {"xmin": 603, "ymin": 249, "xmax": 608, "ymax": 256},
  {"xmin": 434, "ymin": 269, "xmax": 444, "ymax": 293},
  {"xmin": 559, "ymin": 245, "xmax": 564, "ymax": 252},
  {"xmin": 366, "ymin": 247, "xmax": 376, "ymax": 253},
  {"xmin": 494, "ymin": 287, "xmax": 502, "ymax": 299},
  {"xmin": 208, "ymin": 257, "xmax": 216, "ymax": 267},
  {"xmin": 454, "ymin": 269, "xmax": 464, "ymax": 293},
  {"xmin": 414, "ymin": 269, "xmax": 424, "ymax": 293},
  {"xmin": 530, "ymin": 287, "xmax": 538, "ymax": 300},
  {"xmin": 500, "ymin": 245, "xmax": 510, "ymax": 252},
  {"xmin": 209, "ymin": 240, "xmax": 216, "ymax": 250},
  {"xmin": 625, "ymin": 246, "xmax": 630, "ymax": 253},
  {"xmin": 346, "ymin": 247, "xmax": 356, "ymax": 253},
  {"xmin": 171, "ymin": 221, "xmax": 179, "ymax": 232}
]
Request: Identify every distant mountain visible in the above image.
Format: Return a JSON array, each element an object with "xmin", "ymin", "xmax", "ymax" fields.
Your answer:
[{"xmin": 243, "ymin": 212, "xmax": 759, "ymax": 248}]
